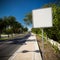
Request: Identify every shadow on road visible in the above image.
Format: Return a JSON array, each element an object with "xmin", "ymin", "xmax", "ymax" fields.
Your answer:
[
  {"xmin": 0, "ymin": 33, "xmax": 31, "ymax": 45},
  {"xmin": 0, "ymin": 33, "xmax": 31, "ymax": 60}
]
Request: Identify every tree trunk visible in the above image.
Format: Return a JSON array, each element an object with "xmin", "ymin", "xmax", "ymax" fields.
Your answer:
[
  {"xmin": 8, "ymin": 34, "xmax": 9, "ymax": 38},
  {"xmin": 46, "ymin": 34, "xmax": 48, "ymax": 40},
  {"xmin": 0, "ymin": 33, "xmax": 1, "ymax": 38},
  {"xmin": 0, "ymin": 31, "xmax": 2, "ymax": 38}
]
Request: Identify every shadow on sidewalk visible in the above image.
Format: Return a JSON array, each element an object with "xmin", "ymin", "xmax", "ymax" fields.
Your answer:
[
  {"xmin": 20, "ymin": 48, "xmax": 43, "ymax": 60},
  {"xmin": 20, "ymin": 50, "xmax": 40, "ymax": 53}
]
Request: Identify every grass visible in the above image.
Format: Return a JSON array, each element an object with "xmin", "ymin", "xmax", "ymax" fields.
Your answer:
[
  {"xmin": 0, "ymin": 38, "xmax": 8, "ymax": 40},
  {"xmin": 36, "ymin": 34, "xmax": 60, "ymax": 60},
  {"xmin": 0, "ymin": 32, "xmax": 28, "ymax": 41},
  {"xmin": 52, "ymin": 44, "xmax": 60, "ymax": 53},
  {"xmin": 38, "ymin": 33, "xmax": 60, "ymax": 52}
]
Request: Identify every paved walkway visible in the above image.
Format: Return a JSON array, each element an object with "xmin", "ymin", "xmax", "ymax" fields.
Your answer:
[{"xmin": 9, "ymin": 33, "xmax": 42, "ymax": 60}]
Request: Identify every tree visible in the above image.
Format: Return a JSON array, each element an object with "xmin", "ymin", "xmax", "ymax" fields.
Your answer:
[
  {"xmin": 3, "ymin": 16, "xmax": 10, "ymax": 34},
  {"xmin": 2, "ymin": 16, "xmax": 16, "ymax": 37},
  {"xmin": 43, "ymin": 4, "xmax": 60, "ymax": 42},
  {"xmin": 8, "ymin": 16, "xmax": 16, "ymax": 26},
  {"xmin": 12, "ymin": 21, "xmax": 23, "ymax": 33},
  {"xmin": 0, "ymin": 16, "xmax": 24, "ymax": 38},
  {"xmin": 31, "ymin": 28, "xmax": 41, "ymax": 34},
  {"xmin": 7, "ymin": 16, "xmax": 24, "ymax": 33},
  {"xmin": 23, "ymin": 13, "xmax": 32, "ymax": 26},
  {"xmin": 54, "ymin": 0, "xmax": 60, "ymax": 6},
  {"xmin": 23, "ymin": 27, "xmax": 28, "ymax": 32},
  {"xmin": 5, "ymin": 28, "xmax": 13, "ymax": 37},
  {"xmin": 0, "ymin": 18, "xmax": 4, "ymax": 38},
  {"xmin": 23, "ymin": 3, "xmax": 60, "ymax": 42}
]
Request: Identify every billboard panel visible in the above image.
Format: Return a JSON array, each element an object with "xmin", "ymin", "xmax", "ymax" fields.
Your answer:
[{"xmin": 32, "ymin": 7, "xmax": 52, "ymax": 28}]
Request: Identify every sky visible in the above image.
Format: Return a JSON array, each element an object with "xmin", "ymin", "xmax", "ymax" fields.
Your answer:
[{"xmin": 0, "ymin": 0, "xmax": 55, "ymax": 29}]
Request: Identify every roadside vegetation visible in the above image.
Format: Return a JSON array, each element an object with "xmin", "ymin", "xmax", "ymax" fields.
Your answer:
[
  {"xmin": 31, "ymin": 4, "xmax": 60, "ymax": 43},
  {"xmin": 23, "ymin": 1, "xmax": 60, "ymax": 43},
  {"xmin": 36, "ymin": 35, "xmax": 60, "ymax": 60},
  {"xmin": 0, "ymin": 16, "xmax": 28, "ymax": 40}
]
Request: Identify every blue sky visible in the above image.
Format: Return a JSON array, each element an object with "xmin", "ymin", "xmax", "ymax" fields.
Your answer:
[{"xmin": 0, "ymin": 0, "xmax": 55, "ymax": 29}]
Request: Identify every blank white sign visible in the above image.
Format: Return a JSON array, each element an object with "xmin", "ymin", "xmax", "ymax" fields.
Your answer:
[{"xmin": 32, "ymin": 7, "xmax": 52, "ymax": 28}]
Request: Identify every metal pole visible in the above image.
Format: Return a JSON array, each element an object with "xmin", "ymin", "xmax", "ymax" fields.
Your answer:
[{"xmin": 42, "ymin": 28, "xmax": 44, "ymax": 60}]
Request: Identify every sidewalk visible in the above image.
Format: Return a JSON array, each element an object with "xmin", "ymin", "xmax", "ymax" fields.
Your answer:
[{"xmin": 9, "ymin": 33, "xmax": 42, "ymax": 60}]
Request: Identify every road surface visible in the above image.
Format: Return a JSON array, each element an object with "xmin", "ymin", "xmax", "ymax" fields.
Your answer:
[{"xmin": 0, "ymin": 33, "xmax": 30, "ymax": 60}]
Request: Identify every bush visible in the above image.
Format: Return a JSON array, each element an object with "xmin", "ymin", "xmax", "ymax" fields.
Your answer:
[{"xmin": 44, "ymin": 4, "xmax": 60, "ymax": 42}]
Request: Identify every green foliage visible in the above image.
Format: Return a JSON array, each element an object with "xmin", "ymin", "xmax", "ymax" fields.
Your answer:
[
  {"xmin": 23, "ymin": 12, "xmax": 32, "ymax": 25},
  {"xmin": 52, "ymin": 44, "xmax": 60, "ymax": 53},
  {"xmin": 44, "ymin": 4, "xmax": 60, "ymax": 42},
  {"xmin": 0, "ymin": 18, "xmax": 5, "ymax": 38},
  {"xmin": 23, "ymin": 27, "xmax": 28, "ymax": 32},
  {"xmin": 12, "ymin": 21, "xmax": 22, "ymax": 33},
  {"xmin": 23, "ymin": 3, "xmax": 60, "ymax": 43},
  {"xmin": 0, "ymin": 16, "xmax": 26, "ymax": 38},
  {"xmin": 55, "ymin": 0, "xmax": 60, "ymax": 6},
  {"xmin": 5, "ymin": 28, "xmax": 13, "ymax": 34},
  {"xmin": 31, "ymin": 4, "xmax": 60, "ymax": 42},
  {"xmin": 31, "ymin": 28, "xmax": 42, "ymax": 34}
]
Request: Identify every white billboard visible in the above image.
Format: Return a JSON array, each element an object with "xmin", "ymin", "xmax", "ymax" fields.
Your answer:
[{"xmin": 32, "ymin": 7, "xmax": 52, "ymax": 28}]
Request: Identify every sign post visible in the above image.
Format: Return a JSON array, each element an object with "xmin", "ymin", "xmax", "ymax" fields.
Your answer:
[
  {"xmin": 32, "ymin": 7, "xmax": 52, "ymax": 60},
  {"xmin": 42, "ymin": 28, "xmax": 44, "ymax": 60}
]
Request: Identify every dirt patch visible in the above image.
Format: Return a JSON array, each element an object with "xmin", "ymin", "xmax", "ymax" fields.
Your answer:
[{"xmin": 36, "ymin": 35, "xmax": 60, "ymax": 60}]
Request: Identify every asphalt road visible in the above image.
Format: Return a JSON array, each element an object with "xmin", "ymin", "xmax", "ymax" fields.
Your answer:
[{"xmin": 0, "ymin": 33, "xmax": 31, "ymax": 60}]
